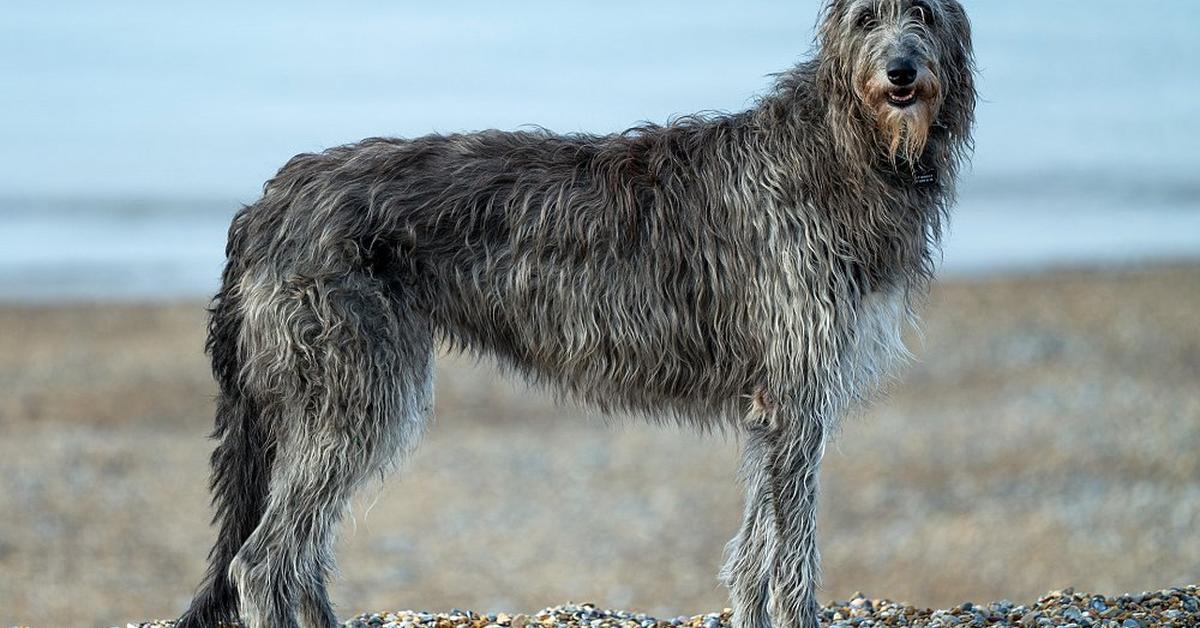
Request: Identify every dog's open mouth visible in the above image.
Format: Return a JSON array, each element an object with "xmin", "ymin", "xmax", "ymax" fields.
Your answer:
[{"xmin": 887, "ymin": 88, "xmax": 917, "ymax": 108}]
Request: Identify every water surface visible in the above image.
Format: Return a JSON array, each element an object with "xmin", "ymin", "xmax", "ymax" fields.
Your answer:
[{"xmin": 2, "ymin": 1, "xmax": 1198, "ymax": 300}]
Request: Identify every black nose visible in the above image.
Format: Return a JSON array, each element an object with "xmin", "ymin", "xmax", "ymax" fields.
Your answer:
[{"xmin": 886, "ymin": 58, "xmax": 918, "ymax": 86}]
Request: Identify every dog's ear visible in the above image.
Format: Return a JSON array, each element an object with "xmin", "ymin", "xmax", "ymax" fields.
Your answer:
[
  {"xmin": 935, "ymin": 1, "xmax": 976, "ymax": 148},
  {"xmin": 814, "ymin": 1, "xmax": 854, "ymax": 90},
  {"xmin": 817, "ymin": 0, "xmax": 853, "ymax": 39}
]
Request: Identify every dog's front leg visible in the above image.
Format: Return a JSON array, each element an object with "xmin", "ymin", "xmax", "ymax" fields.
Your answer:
[
  {"xmin": 721, "ymin": 425, "xmax": 774, "ymax": 628},
  {"xmin": 765, "ymin": 409, "xmax": 828, "ymax": 628}
]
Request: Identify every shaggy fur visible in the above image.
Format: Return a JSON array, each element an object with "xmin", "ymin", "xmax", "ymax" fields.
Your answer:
[{"xmin": 179, "ymin": 1, "xmax": 975, "ymax": 626}]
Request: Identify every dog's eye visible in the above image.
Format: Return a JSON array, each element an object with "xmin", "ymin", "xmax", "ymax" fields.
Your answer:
[
  {"xmin": 856, "ymin": 9, "xmax": 878, "ymax": 30},
  {"xmin": 911, "ymin": 1, "xmax": 935, "ymax": 25}
]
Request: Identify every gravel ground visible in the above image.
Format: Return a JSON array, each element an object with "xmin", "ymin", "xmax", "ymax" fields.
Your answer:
[
  {"xmin": 3, "ymin": 266, "xmax": 1198, "ymax": 627},
  {"xmin": 118, "ymin": 586, "xmax": 1200, "ymax": 628}
]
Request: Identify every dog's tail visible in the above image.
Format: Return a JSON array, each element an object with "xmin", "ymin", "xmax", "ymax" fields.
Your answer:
[{"xmin": 178, "ymin": 210, "xmax": 274, "ymax": 628}]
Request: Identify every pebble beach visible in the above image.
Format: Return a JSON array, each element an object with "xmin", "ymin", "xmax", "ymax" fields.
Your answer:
[
  {"xmin": 119, "ymin": 586, "xmax": 1200, "ymax": 628},
  {"xmin": 2, "ymin": 265, "xmax": 1198, "ymax": 627}
]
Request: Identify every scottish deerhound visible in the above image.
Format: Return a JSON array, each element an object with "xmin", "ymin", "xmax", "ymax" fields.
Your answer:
[{"xmin": 179, "ymin": 1, "xmax": 975, "ymax": 626}]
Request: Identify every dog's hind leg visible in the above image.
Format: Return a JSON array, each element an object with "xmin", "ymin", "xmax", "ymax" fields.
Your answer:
[
  {"xmin": 178, "ymin": 280, "xmax": 274, "ymax": 628},
  {"xmin": 231, "ymin": 274, "xmax": 433, "ymax": 628},
  {"xmin": 764, "ymin": 408, "xmax": 828, "ymax": 628},
  {"xmin": 721, "ymin": 425, "xmax": 775, "ymax": 628}
]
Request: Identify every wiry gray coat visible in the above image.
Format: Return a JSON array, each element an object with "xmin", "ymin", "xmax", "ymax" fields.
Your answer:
[{"xmin": 181, "ymin": 1, "xmax": 975, "ymax": 627}]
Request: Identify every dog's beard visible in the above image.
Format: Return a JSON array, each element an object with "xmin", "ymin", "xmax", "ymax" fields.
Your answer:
[{"xmin": 877, "ymin": 103, "xmax": 936, "ymax": 165}]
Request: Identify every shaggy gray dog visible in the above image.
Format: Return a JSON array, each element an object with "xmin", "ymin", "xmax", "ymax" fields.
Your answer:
[{"xmin": 180, "ymin": 1, "xmax": 975, "ymax": 626}]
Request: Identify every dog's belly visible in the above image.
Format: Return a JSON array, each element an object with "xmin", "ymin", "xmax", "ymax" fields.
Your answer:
[{"xmin": 427, "ymin": 259, "xmax": 763, "ymax": 419}]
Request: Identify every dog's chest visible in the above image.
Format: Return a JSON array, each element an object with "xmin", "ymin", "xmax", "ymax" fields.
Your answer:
[{"xmin": 837, "ymin": 286, "xmax": 910, "ymax": 403}]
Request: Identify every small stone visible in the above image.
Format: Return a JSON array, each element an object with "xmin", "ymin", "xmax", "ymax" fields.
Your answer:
[{"xmin": 1121, "ymin": 620, "xmax": 1143, "ymax": 628}]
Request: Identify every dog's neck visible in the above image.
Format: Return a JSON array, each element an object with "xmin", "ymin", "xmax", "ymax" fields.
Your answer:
[{"xmin": 748, "ymin": 60, "xmax": 968, "ymax": 291}]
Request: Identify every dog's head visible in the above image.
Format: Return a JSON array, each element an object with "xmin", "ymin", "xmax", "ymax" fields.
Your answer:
[{"xmin": 818, "ymin": 0, "xmax": 975, "ymax": 163}]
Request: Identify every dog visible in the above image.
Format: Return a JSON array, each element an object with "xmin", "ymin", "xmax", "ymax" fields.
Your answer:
[{"xmin": 179, "ymin": 1, "xmax": 975, "ymax": 626}]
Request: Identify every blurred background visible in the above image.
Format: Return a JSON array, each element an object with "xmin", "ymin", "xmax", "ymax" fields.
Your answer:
[{"xmin": 1, "ymin": 1, "xmax": 1198, "ymax": 626}]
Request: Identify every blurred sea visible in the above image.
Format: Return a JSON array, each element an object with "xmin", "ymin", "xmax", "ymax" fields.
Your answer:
[{"xmin": 2, "ymin": 1, "xmax": 1198, "ymax": 301}]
